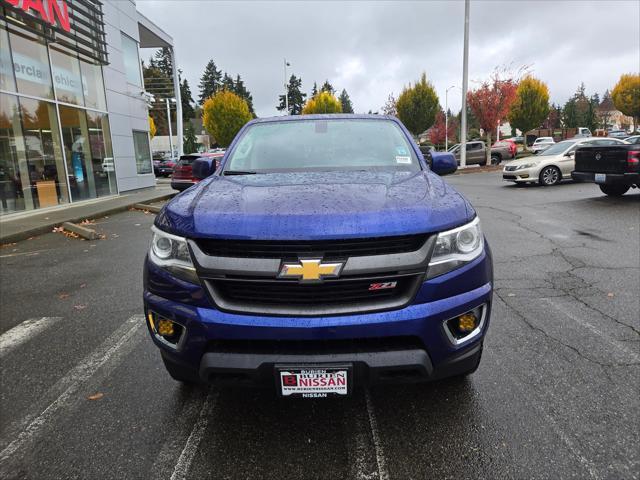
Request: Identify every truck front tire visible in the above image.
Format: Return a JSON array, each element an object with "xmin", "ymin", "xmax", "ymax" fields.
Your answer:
[{"xmin": 599, "ymin": 184, "xmax": 629, "ymax": 196}]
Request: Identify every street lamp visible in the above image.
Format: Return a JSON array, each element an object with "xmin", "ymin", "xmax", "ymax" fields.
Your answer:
[
  {"xmin": 460, "ymin": 0, "xmax": 470, "ymax": 168},
  {"xmin": 445, "ymin": 85, "xmax": 457, "ymax": 151},
  {"xmin": 166, "ymin": 98, "xmax": 177, "ymax": 159},
  {"xmin": 283, "ymin": 58, "xmax": 290, "ymax": 114}
]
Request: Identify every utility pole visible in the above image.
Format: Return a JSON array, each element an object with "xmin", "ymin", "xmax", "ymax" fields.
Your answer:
[
  {"xmin": 166, "ymin": 98, "xmax": 175, "ymax": 159},
  {"xmin": 445, "ymin": 85, "xmax": 456, "ymax": 151},
  {"xmin": 284, "ymin": 58, "xmax": 290, "ymax": 114},
  {"xmin": 460, "ymin": 0, "xmax": 470, "ymax": 168}
]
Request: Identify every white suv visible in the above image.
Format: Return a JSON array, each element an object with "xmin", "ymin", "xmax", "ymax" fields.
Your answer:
[{"xmin": 531, "ymin": 137, "xmax": 555, "ymax": 153}]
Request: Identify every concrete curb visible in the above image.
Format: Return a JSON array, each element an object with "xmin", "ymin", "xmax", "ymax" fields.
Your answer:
[
  {"xmin": 62, "ymin": 222, "xmax": 100, "ymax": 240},
  {"xmin": 132, "ymin": 203, "xmax": 162, "ymax": 214},
  {"xmin": 0, "ymin": 192, "xmax": 175, "ymax": 244}
]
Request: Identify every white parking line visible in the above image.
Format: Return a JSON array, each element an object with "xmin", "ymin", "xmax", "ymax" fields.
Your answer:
[
  {"xmin": 543, "ymin": 298, "xmax": 640, "ymax": 363},
  {"xmin": 0, "ymin": 315, "xmax": 144, "ymax": 464},
  {"xmin": 364, "ymin": 389, "xmax": 390, "ymax": 480},
  {"xmin": 0, "ymin": 317, "xmax": 62, "ymax": 359},
  {"xmin": 170, "ymin": 390, "xmax": 218, "ymax": 480}
]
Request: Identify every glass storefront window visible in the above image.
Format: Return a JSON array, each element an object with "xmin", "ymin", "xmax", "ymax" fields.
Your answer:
[
  {"xmin": 121, "ymin": 33, "xmax": 142, "ymax": 86},
  {"xmin": 80, "ymin": 59, "xmax": 107, "ymax": 111},
  {"xmin": 8, "ymin": 27, "xmax": 54, "ymax": 99},
  {"xmin": 58, "ymin": 105, "xmax": 117, "ymax": 202},
  {"xmin": 0, "ymin": 93, "xmax": 69, "ymax": 214},
  {"xmin": 132, "ymin": 130, "xmax": 152, "ymax": 174},
  {"xmin": 0, "ymin": 20, "xmax": 16, "ymax": 92},
  {"xmin": 50, "ymin": 44, "xmax": 84, "ymax": 106},
  {"xmin": 86, "ymin": 110, "xmax": 117, "ymax": 196}
]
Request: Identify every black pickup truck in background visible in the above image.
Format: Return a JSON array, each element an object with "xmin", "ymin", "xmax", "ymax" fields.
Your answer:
[{"xmin": 572, "ymin": 144, "xmax": 640, "ymax": 196}]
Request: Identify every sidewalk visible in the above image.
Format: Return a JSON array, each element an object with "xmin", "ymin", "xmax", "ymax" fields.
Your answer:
[{"xmin": 0, "ymin": 186, "xmax": 176, "ymax": 244}]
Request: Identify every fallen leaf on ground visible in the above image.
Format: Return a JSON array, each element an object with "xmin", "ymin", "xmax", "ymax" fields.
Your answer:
[
  {"xmin": 507, "ymin": 293, "xmax": 516, "ymax": 297},
  {"xmin": 58, "ymin": 293, "xmax": 69, "ymax": 299},
  {"xmin": 80, "ymin": 283, "xmax": 86, "ymax": 288},
  {"xmin": 52, "ymin": 226, "xmax": 64, "ymax": 233},
  {"xmin": 87, "ymin": 393, "xmax": 104, "ymax": 401},
  {"xmin": 74, "ymin": 304, "xmax": 87, "ymax": 310},
  {"xmin": 80, "ymin": 219, "xmax": 95, "ymax": 225},
  {"xmin": 607, "ymin": 293, "xmax": 615, "ymax": 298}
]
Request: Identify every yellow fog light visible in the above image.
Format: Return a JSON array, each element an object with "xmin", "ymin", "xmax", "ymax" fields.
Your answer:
[
  {"xmin": 458, "ymin": 313, "xmax": 478, "ymax": 332},
  {"xmin": 520, "ymin": 174, "xmax": 529, "ymax": 179},
  {"xmin": 157, "ymin": 319, "xmax": 175, "ymax": 336}
]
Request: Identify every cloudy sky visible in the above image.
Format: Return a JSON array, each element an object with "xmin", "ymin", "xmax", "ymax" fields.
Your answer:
[{"xmin": 137, "ymin": 0, "xmax": 639, "ymax": 117}]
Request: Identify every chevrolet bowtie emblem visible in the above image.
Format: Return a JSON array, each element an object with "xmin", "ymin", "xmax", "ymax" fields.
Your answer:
[{"xmin": 279, "ymin": 259, "xmax": 344, "ymax": 282}]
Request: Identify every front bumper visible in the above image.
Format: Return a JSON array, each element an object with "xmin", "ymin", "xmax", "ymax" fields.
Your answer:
[
  {"xmin": 502, "ymin": 166, "xmax": 539, "ymax": 182},
  {"xmin": 143, "ymin": 247, "xmax": 493, "ymax": 388},
  {"xmin": 571, "ymin": 171, "xmax": 640, "ymax": 185}
]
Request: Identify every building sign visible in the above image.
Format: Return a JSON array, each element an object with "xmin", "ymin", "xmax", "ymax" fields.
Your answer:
[
  {"xmin": 2, "ymin": 0, "xmax": 108, "ymax": 65},
  {"xmin": 3, "ymin": 0, "xmax": 70, "ymax": 33}
]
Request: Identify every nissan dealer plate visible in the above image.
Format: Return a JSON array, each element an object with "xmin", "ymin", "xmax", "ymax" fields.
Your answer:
[{"xmin": 277, "ymin": 365, "xmax": 351, "ymax": 398}]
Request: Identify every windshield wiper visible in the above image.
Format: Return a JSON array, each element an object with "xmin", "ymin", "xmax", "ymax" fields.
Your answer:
[{"xmin": 223, "ymin": 170, "xmax": 258, "ymax": 175}]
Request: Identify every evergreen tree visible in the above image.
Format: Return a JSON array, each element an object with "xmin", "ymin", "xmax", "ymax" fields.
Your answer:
[
  {"xmin": 221, "ymin": 73, "xmax": 235, "ymax": 92},
  {"xmin": 338, "ymin": 89, "xmax": 354, "ymax": 113},
  {"xmin": 320, "ymin": 80, "xmax": 335, "ymax": 95},
  {"xmin": 233, "ymin": 74, "xmax": 254, "ymax": 114},
  {"xmin": 198, "ymin": 60, "xmax": 222, "ymax": 105},
  {"xmin": 183, "ymin": 123, "xmax": 198, "ymax": 153},
  {"xmin": 311, "ymin": 82, "xmax": 318, "ymax": 97},
  {"xmin": 154, "ymin": 47, "xmax": 173, "ymax": 78},
  {"xmin": 180, "ymin": 76, "xmax": 195, "ymax": 122},
  {"xmin": 277, "ymin": 74, "xmax": 307, "ymax": 115}
]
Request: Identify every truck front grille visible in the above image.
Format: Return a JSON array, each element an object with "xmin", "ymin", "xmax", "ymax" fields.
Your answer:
[
  {"xmin": 205, "ymin": 274, "xmax": 423, "ymax": 316},
  {"xmin": 195, "ymin": 234, "xmax": 428, "ymax": 259}
]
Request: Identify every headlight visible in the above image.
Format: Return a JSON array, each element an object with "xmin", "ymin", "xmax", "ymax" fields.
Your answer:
[
  {"xmin": 427, "ymin": 217, "xmax": 484, "ymax": 279},
  {"xmin": 149, "ymin": 226, "xmax": 199, "ymax": 284},
  {"xmin": 515, "ymin": 163, "xmax": 536, "ymax": 170}
]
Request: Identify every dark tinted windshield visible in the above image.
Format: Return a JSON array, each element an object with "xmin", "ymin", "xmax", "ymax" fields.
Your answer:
[{"xmin": 224, "ymin": 119, "xmax": 420, "ymax": 173}]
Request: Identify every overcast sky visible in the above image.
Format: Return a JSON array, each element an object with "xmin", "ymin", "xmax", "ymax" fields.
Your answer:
[{"xmin": 137, "ymin": 0, "xmax": 639, "ymax": 117}]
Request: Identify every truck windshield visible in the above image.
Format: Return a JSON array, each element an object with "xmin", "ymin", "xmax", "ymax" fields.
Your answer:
[{"xmin": 223, "ymin": 119, "xmax": 421, "ymax": 173}]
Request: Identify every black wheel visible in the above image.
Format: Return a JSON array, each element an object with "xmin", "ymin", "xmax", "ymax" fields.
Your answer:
[
  {"xmin": 599, "ymin": 184, "xmax": 629, "ymax": 196},
  {"xmin": 162, "ymin": 356, "xmax": 201, "ymax": 384},
  {"xmin": 490, "ymin": 154, "xmax": 501, "ymax": 165},
  {"xmin": 539, "ymin": 166, "xmax": 562, "ymax": 186}
]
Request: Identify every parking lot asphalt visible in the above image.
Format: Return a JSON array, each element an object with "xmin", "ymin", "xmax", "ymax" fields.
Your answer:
[{"xmin": 0, "ymin": 173, "xmax": 638, "ymax": 480}]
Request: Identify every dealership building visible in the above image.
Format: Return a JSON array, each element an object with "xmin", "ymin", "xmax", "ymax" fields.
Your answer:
[{"xmin": 0, "ymin": 0, "xmax": 181, "ymax": 217}]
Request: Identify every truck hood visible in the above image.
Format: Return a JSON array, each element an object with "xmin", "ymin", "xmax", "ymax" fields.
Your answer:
[{"xmin": 156, "ymin": 170, "xmax": 474, "ymax": 240}]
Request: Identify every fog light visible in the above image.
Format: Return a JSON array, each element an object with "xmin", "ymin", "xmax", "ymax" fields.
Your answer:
[
  {"xmin": 158, "ymin": 319, "xmax": 175, "ymax": 336},
  {"xmin": 458, "ymin": 313, "xmax": 478, "ymax": 332},
  {"xmin": 444, "ymin": 305, "xmax": 486, "ymax": 345},
  {"xmin": 520, "ymin": 174, "xmax": 529, "ymax": 178},
  {"xmin": 146, "ymin": 311, "xmax": 185, "ymax": 348}
]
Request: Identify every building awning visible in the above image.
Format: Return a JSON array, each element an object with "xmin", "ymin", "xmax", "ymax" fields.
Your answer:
[{"xmin": 137, "ymin": 11, "xmax": 173, "ymax": 49}]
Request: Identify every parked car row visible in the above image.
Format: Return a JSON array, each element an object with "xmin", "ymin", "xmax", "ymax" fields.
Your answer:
[
  {"xmin": 447, "ymin": 140, "xmax": 516, "ymax": 166},
  {"xmin": 502, "ymin": 137, "xmax": 631, "ymax": 186}
]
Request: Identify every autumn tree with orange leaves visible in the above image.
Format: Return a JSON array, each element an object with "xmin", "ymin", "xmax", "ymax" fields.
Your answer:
[
  {"xmin": 429, "ymin": 111, "xmax": 457, "ymax": 147},
  {"xmin": 467, "ymin": 70, "xmax": 519, "ymax": 165}
]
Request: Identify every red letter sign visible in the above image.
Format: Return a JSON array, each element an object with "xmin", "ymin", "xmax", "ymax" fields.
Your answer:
[
  {"xmin": 48, "ymin": 0, "xmax": 70, "ymax": 32},
  {"xmin": 21, "ymin": 0, "xmax": 49, "ymax": 21}
]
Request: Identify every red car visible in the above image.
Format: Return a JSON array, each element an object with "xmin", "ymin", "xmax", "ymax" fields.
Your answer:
[
  {"xmin": 493, "ymin": 139, "xmax": 518, "ymax": 157},
  {"xmin": 171, "ymin": 152, "xmax": 224, "ymax": 191}
]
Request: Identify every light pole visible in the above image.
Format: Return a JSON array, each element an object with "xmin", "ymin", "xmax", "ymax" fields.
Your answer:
[
  {"xmin": 166, "ymin": 98, "xmax": 177, "ymax": 158},
  {"xmin": 460, "ymin": 0, "xmax": 470, "ymax": 168},
  {"xmin": 445, "ymin": 85, "xmax": 457, "ymax": 151},
  {"xmin": 283, "ymin": 58, "xmax": 290, "ymax": 114}
]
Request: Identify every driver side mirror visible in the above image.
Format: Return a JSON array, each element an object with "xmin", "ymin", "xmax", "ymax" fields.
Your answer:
[
  {"xmin": 565, "ymin": 151, "xmax": 574, "ymax": 158},
  {"xmin": 192, "ymin": 158, "xmax": 217, "ymax": 180}
]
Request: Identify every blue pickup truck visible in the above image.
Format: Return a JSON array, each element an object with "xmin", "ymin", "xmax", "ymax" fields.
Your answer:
[{"xmin": 143, "ymin": 114, "xmax": 492, "ymax": 397}]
